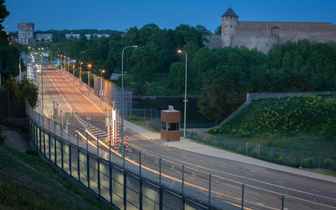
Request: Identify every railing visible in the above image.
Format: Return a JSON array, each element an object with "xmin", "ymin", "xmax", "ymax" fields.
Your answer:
[
  {"xmin": 185, "ymin": 130, "xmax": 336, "ymax": 171},
  {"xmin": 26, "ymin": 100, "xmax": 336, "ymax": 210}
]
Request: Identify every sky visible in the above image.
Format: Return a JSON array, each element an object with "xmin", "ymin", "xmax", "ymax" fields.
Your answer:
[{"xmin": 4, "ymin": 0, "xmax": 336, "ymax": 33}]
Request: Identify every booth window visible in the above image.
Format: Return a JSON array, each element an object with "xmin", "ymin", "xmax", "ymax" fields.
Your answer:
[
  {"xmin": 168, "ymin": 123, "xmax": 179, "ymax": 131},
  {"xmin": 161, "ymin": 122, "xmax": 167, "ymax": 131}
]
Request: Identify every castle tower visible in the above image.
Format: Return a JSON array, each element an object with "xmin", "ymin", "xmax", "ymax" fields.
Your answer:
[{"xmin": 221, "ymin": 6, "xmax": 238, "ymax": 47}]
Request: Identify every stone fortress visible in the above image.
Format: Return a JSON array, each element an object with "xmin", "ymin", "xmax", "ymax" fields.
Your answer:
[{"xmin": 205, "ymin": 6, "xmax": 336, "ymax": 53}]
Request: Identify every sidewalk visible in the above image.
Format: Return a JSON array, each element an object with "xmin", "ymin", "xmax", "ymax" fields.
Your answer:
[{"xmin": 59, "ymin": 69, "xmax": 336, "ymax": 184}]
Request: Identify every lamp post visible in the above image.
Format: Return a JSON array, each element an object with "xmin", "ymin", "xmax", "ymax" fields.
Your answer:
[
  {"xmin": 41, "ymin": 54, "xmax": 44, "ymax": 112},
  {"xmin": 121, "ymin": 45, "xmax": 137, "ymax": 168},
  {"xmin": 79, "ymin": 61, "xmax": 83, "ymax": 88},
  {"xmin": 67, "ymin": 57, "xmax": 70, "ymax": 76},
  {"xmin": 88, "ymin": 64, "xmax": 92, "ymax": 96},
  {"xmin": 73, "ymin": 60, "xmax": 76, "ymax": 84},
  {"xmin": 61, "ymin": 95, "xmax": 63, "ymax": 129},
  {"xmin": 100, "ymin": 69, "xmax": 105, "ymax": 106},
  {"xmin": 178, "ymin": 50, "xmax": 188, "ymax": 138}
]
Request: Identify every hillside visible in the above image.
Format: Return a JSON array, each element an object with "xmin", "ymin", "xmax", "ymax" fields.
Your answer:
[
  {"xmin": 208, "ymin": 94, "xmax": 336, "ymax": 155},
  {"xmin": 0, "ymin": 125, "xmax": 114, "ymax": 209}
]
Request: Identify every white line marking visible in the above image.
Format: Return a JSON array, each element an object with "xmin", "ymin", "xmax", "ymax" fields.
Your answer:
[
  {"xmin": 246, "ymin": 173, "xmax": 254, "ymax": 176},
  {"xmin": 310, "ymin": 189, "xmax": 320, "ymax": 193},
  {"xmin": 276, "ymin": 180, "xmax": 284, "ymax": 184}
]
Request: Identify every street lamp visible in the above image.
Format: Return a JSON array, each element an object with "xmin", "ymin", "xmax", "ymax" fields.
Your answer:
[
  {"xmin": 100, "ymin": 69, "xmax": 105, "ymax": 106},
  {"xmin": 61, "ymin": 95, "xmax": 63, "ymax": 129},
  {"xmin": 121, "ymin": 45, "xmax": 137, "ymax": 168},
  {"xmin": 88, "ymin": 64, "xmax": 92, "ymax": 96},
  {"xmin": 178, "ymin": 50, "xmax": 188, "ymax": 138},
  {"xmin": 73, "ymin": 60, "xmax": 76, "ymax": 84},
  {"xmin": 79, "ymin": 61, "xmax": 83, "ymax": 88}
]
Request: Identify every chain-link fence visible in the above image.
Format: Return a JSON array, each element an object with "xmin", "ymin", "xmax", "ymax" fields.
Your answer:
[
  {"xmin": 26, "ymin": 100, "xmax": 336, "ymax": 209},
  {"xmin": 185, "ymin": 130, "xmax": 336, "ymax": 171}
]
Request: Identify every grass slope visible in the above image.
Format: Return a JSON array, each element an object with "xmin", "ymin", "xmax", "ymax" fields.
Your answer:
[
  {"xmin": 0, "ymin": 145, "xmax": 114, "ymax": 209},
  {"xmin": 209, "ymin": 94, "xmax": 336, "ymax": 155}
]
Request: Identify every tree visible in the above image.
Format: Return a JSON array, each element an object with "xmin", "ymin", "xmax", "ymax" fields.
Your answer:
[
  {"xmin": 168, "ymin": 62, "xmax": 185, "ymax": 93},
  {"xmin": 130, "ymin": 46, "xmax": 159, "ymax": 82},
  {"xmin": 18, "ymin": 76, "xmax": 39, "ymax": 108},
  {"xmin": 0, "ymin": 0, "xmax": 10, "ymax": 41}
]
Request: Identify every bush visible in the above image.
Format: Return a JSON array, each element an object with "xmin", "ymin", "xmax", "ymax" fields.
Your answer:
[
  {"xmin": 236, "ymin": 147, "xmax": 244, "ymax": 154},
  {"xmin": 278, "ymin": 156, "xmax": 284, "ymax": 163},
  {"xmin": 303, "ymin": 157, "xmax": 315, "ymax": 166},
  {"xmin": 252, "ymin": 148, "xmax": 259, "ymax": 157},
  {"xmin": 324, "ymin": 158, "xmax": 333, "ymax": 168}
]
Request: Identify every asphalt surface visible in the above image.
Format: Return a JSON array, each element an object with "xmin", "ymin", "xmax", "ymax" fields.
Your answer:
[{"xmin": 41, "ymin": 69, "xmax": 336, "ymax": 209}]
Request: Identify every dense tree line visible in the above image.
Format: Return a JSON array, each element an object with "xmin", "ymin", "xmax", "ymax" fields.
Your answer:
[
  {"xmin": 50, "ymin": 25, "xmax": 336, "ymax": 124},
  {"xmin": 197, "ymin": 41, "xmax": 336, "ymax": 123}
]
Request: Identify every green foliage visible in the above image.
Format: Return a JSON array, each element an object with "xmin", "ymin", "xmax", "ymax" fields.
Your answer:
[
  {"xmin": 236, "ymin": 147, "xmax": 244, "ymax": 154},
  {"xmin": 324, "ymin": 159, "xmax": 333, "ymax": 168},
  {"xmin": 220, "ymin": 94, "xmax": 336, "ymax": 136}
]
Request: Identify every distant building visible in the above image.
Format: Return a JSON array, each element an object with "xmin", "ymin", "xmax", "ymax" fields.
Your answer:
[
  {"xmin": 65, "ymin": 33, "xmax": 111, "ymax": 40},
  {"xmin": 35, "ymin": 33, "xmax": 52, "ymax": 42},
  {"xmin": 205, "ymin": 6, "xmax": 336, "ymax": 53},
  {"xmin": 18, "ymin": 23, "xmax": 35, "ymax": 44},
  {"xmin": 65, "ymin": 33, "xmax": 80, "ymax": 39}
]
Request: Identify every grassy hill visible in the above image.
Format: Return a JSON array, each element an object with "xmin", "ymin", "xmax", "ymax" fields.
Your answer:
[
  {"xmin": 208, "ymin": 94, "xmax": 336, "ymax": 155},
  {"xmin": 0, "ymin": 131, "xmax": 114, "ymax": 209}
]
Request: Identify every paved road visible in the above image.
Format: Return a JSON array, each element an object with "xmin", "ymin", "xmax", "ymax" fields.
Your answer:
[{"xmin": 41, "ymin": 69, "xmax": 336, "ymax": 209}]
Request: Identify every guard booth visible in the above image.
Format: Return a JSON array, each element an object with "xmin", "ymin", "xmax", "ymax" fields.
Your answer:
[{"xmin": 161, "ymin": 105, "xmax": 180, "ymax": 141}]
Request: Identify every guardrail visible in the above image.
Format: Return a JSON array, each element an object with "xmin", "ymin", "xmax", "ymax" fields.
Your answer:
[{"xmin": 26, "ymin": 100, "xmax": 336, "ymax": 210}]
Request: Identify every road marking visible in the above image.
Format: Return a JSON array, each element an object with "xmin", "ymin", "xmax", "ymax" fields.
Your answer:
[
  {"xmin": 220, "ymin": 166, "xmax": 227, "ymax": 169},
  {"xmin": 310, "ymin": 189, "xmax": 320, "ymax": 193},
  {"xmin": 276, "ymin": 180, "xmax": 284, "ymax": 184},
  {"xmin": 246, "ymin": 173, "xmax": 254, "ymax": 176}
]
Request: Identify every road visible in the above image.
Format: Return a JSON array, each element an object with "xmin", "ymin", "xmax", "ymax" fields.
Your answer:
[{"xmin": 41, "ymin": 69, "xmax": 336, "ymax": 209}]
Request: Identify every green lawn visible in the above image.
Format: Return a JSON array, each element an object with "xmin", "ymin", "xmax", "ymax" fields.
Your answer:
[{"xmin": 209, "ymin": 94, "xmax": 336, "ymax": 155}]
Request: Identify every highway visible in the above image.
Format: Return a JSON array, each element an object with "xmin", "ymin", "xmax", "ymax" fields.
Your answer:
[{"xmin": 40, "ymin": 69, "xmax": 336, "ymax": 209}]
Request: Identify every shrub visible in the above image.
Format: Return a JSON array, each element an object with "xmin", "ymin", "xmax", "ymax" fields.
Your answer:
[
  {"xmin": 252, "ymin": 148, "xmax": 259, "ymax": 157},
  {"xmin": 324, "ymin": 158, "xmax": 333, "ymax": 168},
  {"xmin": 236, "ymin": 147, "xmax": 244, "ymax": 154},
  {"xmin": 303, "ymin": 157, "xmax": 315, "ymax": 166},
  {"xmin": 278, "ymin": 156, "xmax": 284, "ymax": 163}
]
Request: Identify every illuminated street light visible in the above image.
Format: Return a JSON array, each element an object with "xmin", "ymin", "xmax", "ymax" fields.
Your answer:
[
  {"xmin": 79, "ymin": 61, "xmax": 83, "ymax": 88},
  {"xmin": 121, "ymin": 45, "xmax": 137, "ymax": 169},
  {"xmin": 88, "ymin": 64, "xmax": 92, "ymax": 96},
  {"xmin": 100, "ymin": 69, "xmax": 105, "ymax": 106},
  {"xmin": 178, "ymin": 50, "xmax": 188, "ymax": 138}
]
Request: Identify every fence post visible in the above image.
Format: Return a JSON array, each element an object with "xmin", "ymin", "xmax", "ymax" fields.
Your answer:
[
  {"xmin": 208, "ymin": 174, "xmax": 212, "ymax": 208},
  {"xmin": 61, "ymin": 139, "xmax": 64, "ymax": 170},
  {"xmin": 285, "ymin": 149, "xmax": 287, "ymax": 166},
  {"xmin": 159, "ymin": 157, "xmax": 162, "ymax": 210},
  {"xmin": 300, "ymin": 151, "xmax": 303, "ymax": 167},
  {"xmin": 98, "ymin": 157, "xmax": 101, "ymax": 197},
  {"xmin": 182, "ymin": 165, "xmax": 185, "ymax": 210},
  {"xmin": 139, "ymin": 151, "xmax": 143, "ymax": 210},
  {"xmin": 69, "ymin": 142, "xmax": 72, "ymax": 176},
  {"xmin": 54, "ymin": 137, "xmax": 57, "ymax": 164},
  {"xmin": 241, "ymin": 184, "xmax": 245, "ymax": 210},
  {"xmin": 49, "ymin": 133, "xmax": 51, "ymax": 160},
  {"xmin": 318, "ymin": 152, "xmax": 321, "ymax": 168},
  {"xmin": 281, "ymin": 195, "xmax": 285, "ymax": 210}
]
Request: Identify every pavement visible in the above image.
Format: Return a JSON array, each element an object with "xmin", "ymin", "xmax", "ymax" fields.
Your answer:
[{"xmin": 59, "ymin": 69, "xmax": 336, "ymax": 184}]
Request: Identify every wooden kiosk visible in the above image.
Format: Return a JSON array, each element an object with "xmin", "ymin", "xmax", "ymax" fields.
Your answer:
[{"xmin": 161, "ymin": 105, "xmax": 180, "ymax": 141}]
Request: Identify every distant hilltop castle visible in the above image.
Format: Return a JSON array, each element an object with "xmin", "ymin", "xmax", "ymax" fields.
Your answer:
[{"xmin": 205, "ymin": 6, "xmax": 336, "ymax": 53}]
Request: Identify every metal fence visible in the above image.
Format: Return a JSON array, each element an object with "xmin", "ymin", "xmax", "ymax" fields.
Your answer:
[
  {"xmin": 185, "ymin": 130, "xmax": 336, "ymax": 171},
  {"xmin": 26, "ymin": 100, "xmax": 336, "ymax": 210}
]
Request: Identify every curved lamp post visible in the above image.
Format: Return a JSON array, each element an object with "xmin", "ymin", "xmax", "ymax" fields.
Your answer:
[
  {"xmin": 178, "ymin": 50, "xmax": 188, "ymax": 138},
  {"xmin": 121, "ymin": 45, "xmax": 137, "ymax": 169}
]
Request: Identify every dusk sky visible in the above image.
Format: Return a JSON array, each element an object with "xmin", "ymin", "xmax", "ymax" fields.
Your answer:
[{"xmin": 4, "ymin": 0, "xmax": 336, "ymax": 33}]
